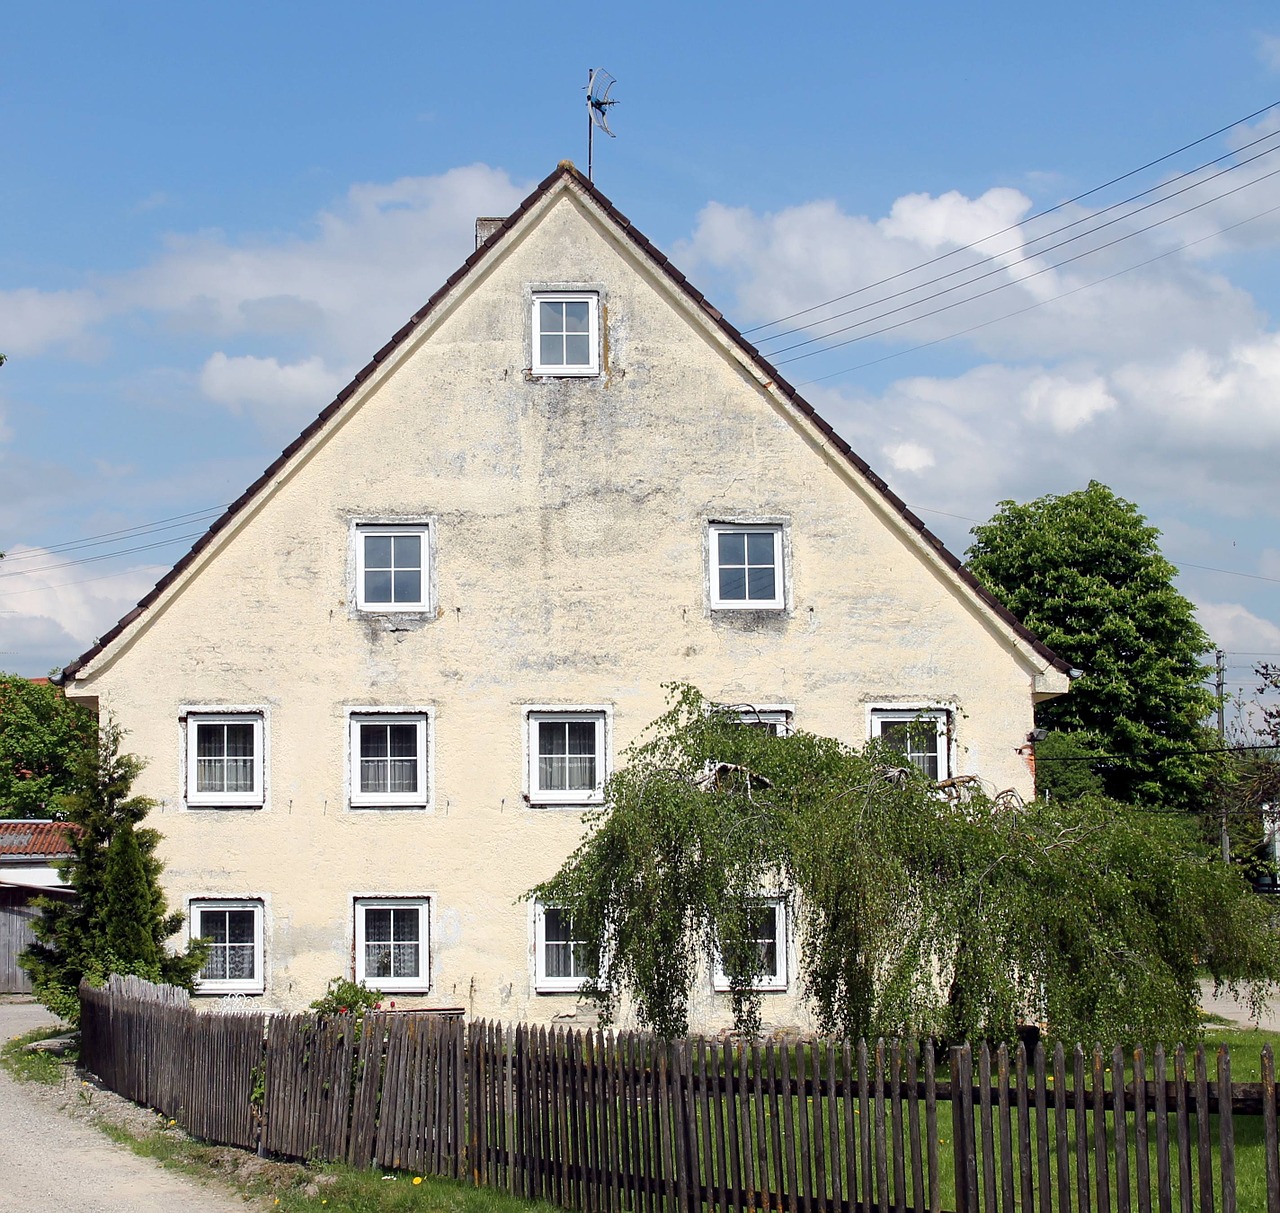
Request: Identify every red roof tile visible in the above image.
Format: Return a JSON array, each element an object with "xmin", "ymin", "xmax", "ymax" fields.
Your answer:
[{"xmin": 0, "ymin": 820, "xmax": 78, "ymax": 858}]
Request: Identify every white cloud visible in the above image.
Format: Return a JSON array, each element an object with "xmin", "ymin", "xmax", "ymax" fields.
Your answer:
[
  {"xmin": 5, "ymin": 163, "xmax": 530, "ymax": 404},
  {"xmin": 200, "ymin": 353, "xmax": 347, "ymax": 417},
  {"xmin": 0, "ymin": 287, "xmax": 104, "ymax": 357},
  {"xmin": 1196, "ymin": 601, "xmax": 1280, "ymax": 651},
  {"xmin": 0, "ymin": 546, "xmax": 167, "ymax": 675},
  {"xmin": 1257, "ymin": 34, "xmax": 1280, "ymax": 72}
]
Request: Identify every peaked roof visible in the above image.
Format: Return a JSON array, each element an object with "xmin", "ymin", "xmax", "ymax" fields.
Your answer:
[
  {"xmin": 61, "ymin": 163, "xmax": 1068, "ymax": 682},
  {"xmin": 0, "ymin": 820, "xmax": 77, "ymax": 858}
]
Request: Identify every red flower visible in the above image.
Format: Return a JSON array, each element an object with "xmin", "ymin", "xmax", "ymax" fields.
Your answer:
[{"xmin": 339, "ymin": 1006, "xmax": 348, "ymax": 1014}]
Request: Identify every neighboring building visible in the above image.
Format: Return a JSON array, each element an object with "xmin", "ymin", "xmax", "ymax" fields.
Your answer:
[
  {"xmin": 58, "ymin": 164, "xmax": 1069, "ymax": 1025},
  {"xmin": 0, "ymin": 819, "xmax": 74, "ymax": 994}
]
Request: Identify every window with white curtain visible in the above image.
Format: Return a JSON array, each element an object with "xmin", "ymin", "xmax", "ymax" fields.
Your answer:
[
  {"xmin": 355, "ymin": 899, "xmax": 430, "ymax": 991},
  {"xmin": 192, "ymin": 899, "xmax": 264, "ymax": 993},
  {"xmin": 534, "ymin": 902, "xmax": 589, "ymax": 992},
  {"xmin": 185, "ymin": 713, "xmax": 264, "ymax": 808},
  {"xmin": 526, "ymin": 711, "xmax": 606, "ymax": 805},
  {"xmin": 348, "ymin": 713, "xmax": 430, "ymax": 808}
]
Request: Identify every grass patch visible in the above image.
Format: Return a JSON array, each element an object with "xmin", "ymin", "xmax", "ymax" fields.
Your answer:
[
  {"xmin": 96, "ymin": 1116, "xmax": 564, "ymax": 1213},
  {"xmin": 0, "ymin": 1024, "xmax": 73, "ymax": 1085}
]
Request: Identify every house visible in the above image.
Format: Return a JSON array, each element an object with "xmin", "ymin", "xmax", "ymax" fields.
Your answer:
[
  {"xmin": 0, "ymin": 819, "xmax": 75, "ymax": 993},
  {"xmin": 57, "ymin": 163, "xmax": 1069, "ymax": 1026}
]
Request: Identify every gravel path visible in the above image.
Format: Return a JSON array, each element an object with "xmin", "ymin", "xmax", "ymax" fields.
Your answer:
[{"xmin": 0, "ymin": 998, "xmax": 261, "ymax": 1212}]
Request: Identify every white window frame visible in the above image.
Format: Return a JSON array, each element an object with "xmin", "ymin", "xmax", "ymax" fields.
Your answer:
[
  {"xmin": 355, "ymin": 522, "xmax": 431, "ymax": 612},
  {"xmin": 524, "ymin": 707, "xmax": 609, "ymax": 807},
  {"xmin": 531, "ymin": 291, "xmax": 600, "ymax": 376},
  {"xmin": 347, "ymin": 710, "xmax": 432, "ymax": 809},
  {"xmin": 190, "ymin": 898, "xmax": 264, "ymax": 995},
  {"xmin": 354, "ymin": 897, "xmax": 431, "ymax": 993},
  {"xmin": 730, "ymin": 704, "xmax": 794, "ymax": 736},
  {"xmin": 533, "ymin": 900, "xmax": 590, "ymax": 993},
  {"xmin": 183, "ymin": 711, "xmax": 265, "ymax": 809},
  {"xmin": 712, "ymin": 897, "xmax": 789, "ymax": 993},
  {"xmin": 708, "ymin": 523, "xmax": 786, "ymax": 610},
  {"xmin": 868, "ymin": 705, "xmax": 954, "ymax": 781}
]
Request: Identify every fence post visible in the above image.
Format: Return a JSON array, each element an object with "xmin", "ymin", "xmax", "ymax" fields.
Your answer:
[{"xmin": 950, "ymin": 1045, "xmax": 975, "ymax": 1213}]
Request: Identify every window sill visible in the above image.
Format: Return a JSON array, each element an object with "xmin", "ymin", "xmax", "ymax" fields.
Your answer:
[
  {"xmin": 195, "ymin": 984, "xmax": 265, "ymax": 996},
  {"xmin": 535, "ymin": 983, "xmax": 589, "ymax": 995},
  {"xmin": 349, "ymin": 803, "xmax": 431, "ymax": 812},
  {"xmin": 185, "ymin": 802, "xmax": 265, "ymax": 812}
]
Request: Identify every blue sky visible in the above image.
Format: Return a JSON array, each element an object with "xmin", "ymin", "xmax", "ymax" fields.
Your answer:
[{"xmin": 3, "ymin": 1, "xmax": 1280, "ymax": 723}]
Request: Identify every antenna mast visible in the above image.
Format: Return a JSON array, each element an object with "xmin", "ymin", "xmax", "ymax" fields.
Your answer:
[{"xmin": 585, "ymin": 68, "xmax": 618, "ymax": 181}]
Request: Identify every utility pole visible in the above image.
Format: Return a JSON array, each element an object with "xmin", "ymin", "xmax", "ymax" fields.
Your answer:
[{"xmin": 1217, "ymin": 648, "xmax": 1229, "ymax": 863}]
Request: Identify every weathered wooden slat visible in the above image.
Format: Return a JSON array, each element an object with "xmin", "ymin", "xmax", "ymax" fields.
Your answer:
[
  {"xmin": 978, "ymin": 1045, "xmax": 996, "ymax": 1213},
  {"xmin": 1262, "ymin": 1045, "xmax": 1280, "ymax": 1213},
  {"xmin": 874, "ymin": 1040, "xmax": 889, "ymax": 1213},
  {"xmin": 843, "ymin": 1041, "xmax": 860, "ymax": 1213},
  {"xmin": 1015, "ymin": 1044, "xmax": 1033, "ymax": 1213},
  {"xmin": 1133, "ymin": 1045, "xmax": 1151, "ymax": 1213},
  {"xmin": 1194, "ymin": 1045, "xmax": 1214, "ymax": 1213},
  {"xmin": 890, "ymin": 1041, "xmax": 905, "ymax": 1213},
  {"xmin": 924, "ymin": 1043, "xmax": 939, "ymax": 1213},
  {"xmin": 1093, "ymin": 1046, "xmax": 1111, "ymax": 1213},
  {"xmin": 1176, "ymin": 1045, "xmax": 1193, "ymax": 1213},
  {"xmin": 996, "ymin": 1044, "xmax": 1014, "ymax": 1213},
  {"xmin": 781, "ymin": 1040, "xmax": 800, "ymax": 1213},
  {"xmin": 1113, "ymin": 1045, "xmax": 1130, "ymax": 1213},
  {"xmin": 861, "ymin": 1042, "xmax": 876, "ymax": 1213},
  {"xmin": 1073, "ymin": 1045, "xmax": 1090, "ymax": 1213},
  {"xmin": 1217, "ymin": 1048, "xmax": 1235, "ymax": 1213}
]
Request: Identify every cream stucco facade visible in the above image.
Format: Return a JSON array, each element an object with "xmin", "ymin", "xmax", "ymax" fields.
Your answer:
[{"xmin": 62, "ymin": 166, "xmax": 1068, "ymax": 1029}]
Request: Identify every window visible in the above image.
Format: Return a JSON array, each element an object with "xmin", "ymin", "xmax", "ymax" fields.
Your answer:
[
  {"xmin": 732, "ymin": 706, "xmax": 793, "ymax": 736},
  {"xmin": 534, "ymin": 902, "xmax": 590, "ymax": 992},
  {"xmin": 713, "ymin": 899, "xmax": 788, "ymax": 992},
  {"xmin": 709, "ymin": 525, "xmax": 784, "ymax": 609},
  {"xmin": 192, "ymin": 900, "xmax": 264, "ymax": 994},
  {"xmin": 355, "ymin": 899, "xmax": 429, "ymax": 991},
  {"xmin": 356, "ymin": 525, "xmax": 428, "ymax": 611},
  {"xmin": 349, "ymin": 713, "xmax": 429, "ymax": 808},
  {"xmin": 185, "ymin": 713, "xmax": 264, "ymax": 808},
  {"xmin": 870, "ymin": 708, "xmax": 952, "ymax": 781},
  {"xmin": 532, "ymin": 292, "xmax": 599, "ymax": 376},
  {"xmin": 527, "ymin": 710, "xmax": 606, "ymax": 805}
]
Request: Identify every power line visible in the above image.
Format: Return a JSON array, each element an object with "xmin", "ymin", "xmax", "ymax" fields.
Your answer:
[
  {"xmin": 773, "ymin": 160, "xmax": 1280, "ymax": 365},
  {"xmin": 1036, "ymin": 743, "xmax": 1278, "ymax": 763},
  {"xmin": 0, "ymin": 531, "xmax": 207, "ymax": 580},
  {"xmin": 755, "ymin": 131, "xmax": 1280, "ymax": 350},
  {"xmin": 794, "ymin": 196, "xmax": 1280, "ymax": 384},
  {"xmin": 0, "ymin": 507, "xmax": 226, "ymax": 563},
  {"xmin": 743, "ymin": 99, "xmax": 1280, "ymax": 337}
]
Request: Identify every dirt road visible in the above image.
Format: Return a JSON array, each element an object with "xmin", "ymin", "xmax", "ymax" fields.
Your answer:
[{"xmin": 0, "ymin": 999, "xmax": 258, "ymax": 1212}]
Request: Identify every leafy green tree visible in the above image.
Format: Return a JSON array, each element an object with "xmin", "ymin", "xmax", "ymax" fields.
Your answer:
[
  {"xmin": 532, "ymin": 686, "xmax": 1279, "ymax": 1044},
  {"xmin": 1033, "ymin": 730, "xmax": 1105, "ymax": 802},
  {"xmin": 21, "ymin": 720, "xmax": 205, "ymax": 1021},
  {"xmin": 965, "ymin": 482, "xmax": 1216, "ymax": 810},
  {"xmin": 0, "ymin": 673, "xmax": 97, "ymax": 818}
]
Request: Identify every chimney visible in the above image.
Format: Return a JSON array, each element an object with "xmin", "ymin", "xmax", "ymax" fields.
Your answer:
[{"xmin": 475, "ymin": 217, "xmax": 505, "ymax": 249}]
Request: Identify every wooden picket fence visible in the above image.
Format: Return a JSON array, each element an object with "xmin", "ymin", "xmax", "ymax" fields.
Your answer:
[{"xmin": 79, "ymin": 979, "xmax": 1280, "ymax": 1213}]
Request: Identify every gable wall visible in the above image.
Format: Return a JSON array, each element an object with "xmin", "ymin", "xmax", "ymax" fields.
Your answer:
[{"xmin": 75, "ymin": 190, "xmax": 1049, "ymax": 1025}]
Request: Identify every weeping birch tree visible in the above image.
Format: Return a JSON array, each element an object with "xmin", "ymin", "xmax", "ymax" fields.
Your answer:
[{"xmin": 530, "ymin": 685, "xmax": 1280, "ymax": 1044}]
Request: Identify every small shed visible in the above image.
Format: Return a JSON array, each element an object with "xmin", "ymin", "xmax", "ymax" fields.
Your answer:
[{"xmin": 0, "ymin": 820, "xmax": 75, "ymax": 993}]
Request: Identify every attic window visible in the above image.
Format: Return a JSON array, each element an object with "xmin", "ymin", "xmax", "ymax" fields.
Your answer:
[{"xmin": 532, "ymin": 293, "xmax": 599, "ymax": 376}]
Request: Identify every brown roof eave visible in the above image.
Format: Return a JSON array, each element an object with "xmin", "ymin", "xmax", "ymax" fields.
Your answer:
[{"xmin": 62, "ymin": 163, "xmax": 1068, "ymax": 683}]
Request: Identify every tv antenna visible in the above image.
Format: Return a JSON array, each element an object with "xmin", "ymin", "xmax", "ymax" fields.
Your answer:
[{"xmin": 585, "ymin": 68, "xmax": 618, "ymax": 182}]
